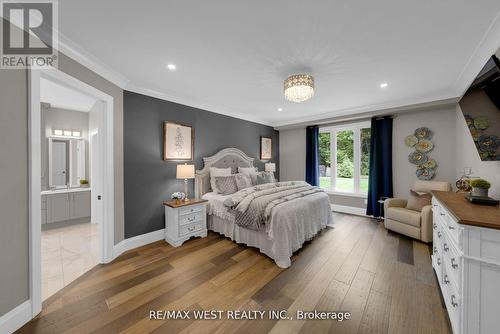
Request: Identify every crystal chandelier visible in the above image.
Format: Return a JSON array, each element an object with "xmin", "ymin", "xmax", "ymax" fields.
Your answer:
[{"xmin": 284, "ymin": 74, "xmax": 314, "ymax": 102}]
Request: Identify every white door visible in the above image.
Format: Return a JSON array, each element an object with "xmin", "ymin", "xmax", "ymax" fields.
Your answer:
[
  {"xmin": 52, "ymin": 141, "xmax": 67, "ymax": 186},
  {"xmin": 90, "ymin": 130, "xmax": 103, "ymax": 225}
]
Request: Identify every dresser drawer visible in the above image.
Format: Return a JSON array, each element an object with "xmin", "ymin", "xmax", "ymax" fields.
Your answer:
[
  {"xmin": 179, "ymin": 222, "xmax": 204, "ymax": 237},
  {"xmin": 179, "ymin": 212, "xmax": 203, "ymax": 225},
  {"xmin": 443, "ymin": 240, "xmax": 462, "ymax": 289},
  {"xmin": 179, "ymin": 205, "xmax": 203, "ymax": 216},
  {"xmin": 442, "ymin": 265, "xmax": 461, "ymax": 334}
]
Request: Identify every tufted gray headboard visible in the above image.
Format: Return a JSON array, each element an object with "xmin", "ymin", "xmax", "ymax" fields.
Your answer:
[{"xmin": 194, "ymin": 148, "xmax": 255, "ymax": 199}]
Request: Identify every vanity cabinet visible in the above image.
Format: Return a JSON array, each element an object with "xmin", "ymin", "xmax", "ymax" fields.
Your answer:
[{"xmin": 44, "ymin": 190, "xmax": 91, "ymax": 224}]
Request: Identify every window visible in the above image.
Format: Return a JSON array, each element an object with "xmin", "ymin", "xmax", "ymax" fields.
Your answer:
[{"xmin": 319, "ymin": 122, "xmax": 371, "ymax": 195}]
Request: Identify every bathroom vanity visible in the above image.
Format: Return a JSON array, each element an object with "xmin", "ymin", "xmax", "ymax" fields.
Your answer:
[{"xmin": 41, "ymin": 188, "xmax": 91, "ymax": 225}]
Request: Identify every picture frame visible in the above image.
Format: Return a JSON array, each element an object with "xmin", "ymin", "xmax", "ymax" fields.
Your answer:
[
  {"xmin": 163, "ymin": 122, "xmax": 194, "ymax": 161},
  {"xmin": 260, "ymin": 136, "xmax": 272, "ymax": 160}
]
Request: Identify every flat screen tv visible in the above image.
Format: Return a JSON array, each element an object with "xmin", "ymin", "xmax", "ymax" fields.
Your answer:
[{"xmin": 459, "ymin": 55, "xmax": 500, "ymax": 161}]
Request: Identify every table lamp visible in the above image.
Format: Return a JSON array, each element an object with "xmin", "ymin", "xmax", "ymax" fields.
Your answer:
[
  {"xmin": 265, "ymin": 162, "xmax": 276, "ymax": 175},
  {"xmin": 176, "ymin": 163, "xmax": 195, "ymax": 201}
]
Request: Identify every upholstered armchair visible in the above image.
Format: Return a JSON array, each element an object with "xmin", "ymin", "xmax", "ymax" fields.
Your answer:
[{"xmin": 384, "ymin": 181, "xmax": 451, "ymax": 242}]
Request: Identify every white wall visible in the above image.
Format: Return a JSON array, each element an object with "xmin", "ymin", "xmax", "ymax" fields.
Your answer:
[
  {"xmin": 279, "ymin": 128, "xmax": 306, "ymax": 181},
  {"xmin": 392, "ymin": 107, "xmax": 458, "ymax": 197},
  {"xmin": 455, "ymin": 105, "xmax": 500, "ymax": 199}
]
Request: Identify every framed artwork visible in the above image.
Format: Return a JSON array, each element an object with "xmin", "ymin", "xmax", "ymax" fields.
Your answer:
[
  {"xmin": 260, "ymin": 136, "xmax": 272, "ymax": 160},
  {"xmin": 163, "ymin": 122, "xmax": 194, "ymax": 161}
]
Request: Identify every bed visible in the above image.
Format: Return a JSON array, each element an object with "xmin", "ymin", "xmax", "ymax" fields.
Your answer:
[{"xmin": 195, "ymin": 148, "xmax": 333, "ymax": 268}]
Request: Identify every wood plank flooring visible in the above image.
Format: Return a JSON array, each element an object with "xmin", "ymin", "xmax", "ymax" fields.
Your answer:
[{"xmin": 17, "ymin": 213, "xmax": 451, "ymax": 334}]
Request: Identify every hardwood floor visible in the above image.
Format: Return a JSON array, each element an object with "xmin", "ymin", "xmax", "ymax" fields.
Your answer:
[{"xmin": 17, "ymin": 213, "xmax": 451, "ymax": 334}]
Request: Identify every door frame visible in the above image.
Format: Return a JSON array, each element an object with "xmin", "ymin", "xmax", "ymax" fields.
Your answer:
[{"xmin": 28, "ymin": 68, "xmax": 115, "ymax": 317}]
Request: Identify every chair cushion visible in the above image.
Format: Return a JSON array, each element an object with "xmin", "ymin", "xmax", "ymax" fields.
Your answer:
[
  {"xmin": 406, "ymin": 190, "xmax": 432, "ymax": 211},
  {"xmin": 386, "ymin": 207, "xmax": 421, "ymax": 228}
]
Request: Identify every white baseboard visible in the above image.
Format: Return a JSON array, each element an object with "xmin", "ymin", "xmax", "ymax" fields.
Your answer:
[
  {"xmin": 0, "ymin": 300, "xmax": 32, "ymax": 334},
  {"xmin": 331, "ymin": 204, "xmax": 367, "ymax": 217},
  {"xmin": 113, "ymin": 229, "xmax": 165, "ymax": 259}
]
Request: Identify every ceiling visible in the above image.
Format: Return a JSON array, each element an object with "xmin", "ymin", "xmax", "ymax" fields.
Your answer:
[
  {"xmin": 57, "ymin": 0, "xmax": 500, "ymax": 126},
  {"xmin": 40, "ymin": 77, "xmax": 97, "ymax": 112}
]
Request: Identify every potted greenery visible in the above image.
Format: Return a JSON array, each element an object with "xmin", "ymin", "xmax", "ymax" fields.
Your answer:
[
  {"xmin": 469, "ymin": 178, "xmax": 491, "ymax": 197},
  {"xmin": 79, "ymin": 179, "xmax": 89, "ymax": 188}
]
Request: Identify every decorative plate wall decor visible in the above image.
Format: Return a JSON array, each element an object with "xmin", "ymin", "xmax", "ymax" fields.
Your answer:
[
  {"xmin": 404, "ymin": 135, "xmax": 418, "ymax": 147},
  {"xmin": 415, "ymin": 139, "xmax": 434, "ymax": 153},
  {"xmin": 405, "ymin": 127, "xmax": 437, "ymax": 180},
  {"xmin": 473, "ymin": 116, "xmax": 490, "ymax": 130},
  {"xmin": 477, "ymin": 135, "xmax": 499, "ymax": 153},
  {"xmin": 414, "ymin": 127, "xmax": 433, "ymax": 140},
  {"xmin": 408, "ymin": 151, "xmax": 428, "ymax": 165}
]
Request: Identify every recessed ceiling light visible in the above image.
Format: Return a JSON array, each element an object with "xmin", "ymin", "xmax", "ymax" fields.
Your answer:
[
  {"xmin": 167, "ymin": 64, "xmax": 176, "ymax": 70},
  {"xmin": 277, "ymin": 108, "xmax": 283, "ymax": 112},
  {"xmin": 380, "ymin": 82, "xmax": 388, "ymax": 88}
]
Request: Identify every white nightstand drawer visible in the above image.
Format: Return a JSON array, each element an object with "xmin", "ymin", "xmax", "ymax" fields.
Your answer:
[
  {"xmin": 179, "ymin": 212, "xmax": 203, "ymax": 225},
  {"xmin": 179, "ymin": 205, "xmax": 203, "ymax": 216},
  {"xmin": 179, "ymin": 222, "xmax": 204, "ymax": 237}
]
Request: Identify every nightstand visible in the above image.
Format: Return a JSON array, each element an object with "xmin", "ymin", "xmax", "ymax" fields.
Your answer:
[{"xmin": 163, "ymin": 199, "xmax": 208, "ymax": 247}]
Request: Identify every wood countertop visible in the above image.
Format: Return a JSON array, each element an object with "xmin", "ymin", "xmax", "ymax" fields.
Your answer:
[
  {"xmin": 163, "ymin": 198, "xmax": 208, "ymax": 208},
  {"xmin": 432, "ymin": 191, "xmax": 500, "ymax": 230}
]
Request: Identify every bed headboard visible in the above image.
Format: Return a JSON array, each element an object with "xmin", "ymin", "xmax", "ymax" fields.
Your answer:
[{"xmin": 195, "ymin": 148, "xmax": 255, "ymax": 199}]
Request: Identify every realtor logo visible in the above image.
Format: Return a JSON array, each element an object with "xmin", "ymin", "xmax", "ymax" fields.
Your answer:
[{"xmin": 1, "ymin": 0, "xmax": 58, "ymax": 69}]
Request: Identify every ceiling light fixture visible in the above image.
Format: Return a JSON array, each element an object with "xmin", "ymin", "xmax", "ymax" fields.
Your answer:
[
  {"xmin": 380, "ymin": 82, "xmax": 388, "ymax": 88},
  {"xmin": 284, "ymin": 74, "xmax": 314, "ymax": 103},
  {"xmin": 167, "ymin": 64, "xmax": 176, "ymax": 70},
  {"xmin": 277, "ymin": 108, "xmax": 283, "ymax": 112}
]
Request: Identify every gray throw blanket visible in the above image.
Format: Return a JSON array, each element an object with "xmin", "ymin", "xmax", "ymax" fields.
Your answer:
[{"xmin": 223, "ymin": 181, "xmax": 325, "ymax": 230}]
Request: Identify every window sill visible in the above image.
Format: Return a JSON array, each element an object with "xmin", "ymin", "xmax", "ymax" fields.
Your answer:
[{"xmin": 323, "ymin": 190, "xmax": 368, "ymax": 199}]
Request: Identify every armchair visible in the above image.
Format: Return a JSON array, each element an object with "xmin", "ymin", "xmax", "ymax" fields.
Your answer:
[{"xmin": 384, "ymin": 181, "xmax": 451, "ymax": 242}]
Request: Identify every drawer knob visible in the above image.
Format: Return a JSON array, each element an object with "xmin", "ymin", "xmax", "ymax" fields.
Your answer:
[
  {"xmin": 433, "ymin": 246, "xmax": 437, "ymax": 253},
  {"xmin": 440, "ymin": 213, "xmax": 445, "ymax": 216},
  {"xmin": 448, "ymin": 225, "xmax": 455, "ymax": 231},
  {"xmin": 188, "ymin": 217, "xmax": 195, "ymax": 222},
  {"xmin": 451, "ymin": 258, "xmax": 458, "ymax": 269},
  {"xmin": 443, "ymin": 243, "xmax": 449, "ymax": 252},
  {"xmin": 433, "ymin": 223, "xmax": 437, "ymax": 230},
  {"xmin": 444, "ymin": 275, "xmax": 450, "ymax": 284},
  {"xmin": 451, "ymin": 295, "xmax": 458, "ymax": 307},
  {"xmin": 437, "ymin": 258, "xmax": 441, "ymax": 266},
  {"xmin": 437, "ymin": 231, "xmax": 442, "ymax": 238},
  {"xmin": 188, "ymin": 226, "xmax": 196, "ymax": 232}
]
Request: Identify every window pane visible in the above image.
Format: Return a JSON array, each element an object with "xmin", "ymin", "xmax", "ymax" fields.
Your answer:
[
  {"xmin": 360, "ymin": 128, "xmax": 371, "ymax": 193},
  {"xmin": 318, "ymin": 132, "xmax": 331, "ymax": 189},
  {"xmin": 335, "ymin": 130, "xmax": 354, "ymax": 192}
]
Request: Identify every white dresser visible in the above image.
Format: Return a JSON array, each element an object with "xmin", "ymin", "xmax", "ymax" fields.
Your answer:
[
  {"xmin": 431, "ymin": 191, "xmax": 500, "ymax": 334},
  {"xmin": 164, "ymin": 199, "xmax": 208, "ymax": 247}
]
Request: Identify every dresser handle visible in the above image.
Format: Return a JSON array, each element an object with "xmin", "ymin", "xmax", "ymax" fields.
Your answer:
[
  {"xmin": 444, "ymin": 275, "xmax": 450, "ymax": 284},
  {"xmin": 440, "ymin": 213, "xmax": 445, "ymax": 216},
  {"xmin": 188, "ymin": 226, "xmax": 196, "ymax": 232},
  {"xmin": 451, "ymin": 258, "xmax": 458, "ymax": 269},
  {"xmin": 437, "ymin": 258, "xmax": 441, "ymax": 266},
  {"xmin": 448, "ymin": 225, "xmax": 455, "ymax": 230},
  {"xmin": 187, "ymin": 217, "xmax": 195, "ymax": 222},
  {"xmin": 433, "ymin": 246, "xmax": 437, "ymax": 253},
  {"xmin": 443, "ymin": 243, "xmax": 449, "ymax": 252},
  {"xmin": 433, "ymin": 223, "xmax": 437, "ymax": 230},
  {"xmin": 437, "ymin": 231, "xmax": 442, "ymax": 238},
  {"xmin": 451, "ymin": 295, "xmax": 458, "ymax": 307}
]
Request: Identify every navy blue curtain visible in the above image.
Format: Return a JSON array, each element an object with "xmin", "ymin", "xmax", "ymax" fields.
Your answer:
[
  {"xmin": 305, "ymin": 125, "xmax": 319, "ymax": 186},
  {"xmin": 366, "ymin": 117, "xmax": 393, "ymax": 217}
]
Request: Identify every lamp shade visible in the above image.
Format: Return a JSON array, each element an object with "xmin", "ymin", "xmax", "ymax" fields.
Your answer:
[
  {"xmin": 265, "ymin": 163, "xmax": 276, "ymax": 172},
  {"xmin": 176, "ymin": 164, "xmax": 195, "ymax": 179}
]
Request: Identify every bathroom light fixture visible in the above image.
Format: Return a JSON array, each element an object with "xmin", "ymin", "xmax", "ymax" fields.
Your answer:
[
  {"xmin": 380, "ymin": 82, "xmax": 388, "ymax": 88},
  {"xmin": 72, "ymin": 131, "xmax": 81, "ymax": 137},
  {"xmin": 54, "ymin": 129, "xmax": 63, "ymax": 136},
  {"xmin": 277, "ymin": 108, "xmax": 283, "ymax": 112},
  {"xmin": 63, "ymin": 130, "xmax": 72, "ymax": 136},
  {"xmin": 284, "ymin": 74, "xmax": 314, "ymax": 102},
  {"xmin": 167, "ymin": 64, "xmax": 176, "ymax": 70}
]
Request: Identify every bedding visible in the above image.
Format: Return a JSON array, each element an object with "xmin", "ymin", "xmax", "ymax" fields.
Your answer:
[
  {"xmin": 214, "ymin": 175, "xmax": 238, "ymax": 195},
  {"xmin": 234, "ymin": 173, "xmax": 252, "ymax": 190},
  {"xmin": 209, "ymin": 167, "xmax": 231, "ymax": 193},
  {"xmin": 256, "ymin": 171, "xmax": 275, "ymax": 184}
]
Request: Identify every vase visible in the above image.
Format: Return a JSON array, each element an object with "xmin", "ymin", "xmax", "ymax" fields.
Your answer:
[
  {"xmin": 471, "ymin": 187, "xmax": 488, "ymax": 197},
  {"xmin": 174, "ymin": 199, "xmax": 181, "ymax": 204}
]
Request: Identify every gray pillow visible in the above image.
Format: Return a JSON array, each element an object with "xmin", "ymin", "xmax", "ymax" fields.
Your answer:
[
  {"xmin": 234, "ymin": 174, "xmax": 252, "ymax": 190},
  {"xmin": 256, "ymin": 172, "xmax": 275, "ymax": 185},
  {"xmin": 214, "ymin": 175, "xmax": 238, "ymax": 195}
]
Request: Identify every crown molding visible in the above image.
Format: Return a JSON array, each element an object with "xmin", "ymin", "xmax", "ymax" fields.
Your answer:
[{"xmin": 125, "ymin": 83, "xmax": 273, "ymax": 126}]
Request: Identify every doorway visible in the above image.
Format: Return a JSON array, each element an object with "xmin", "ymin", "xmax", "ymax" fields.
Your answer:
[{"xmin": 29, "ymin": 68, "xmax": 115, "ymax": 317}]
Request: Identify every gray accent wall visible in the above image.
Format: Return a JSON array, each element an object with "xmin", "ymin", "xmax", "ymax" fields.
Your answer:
[{"xmin": 123, "ymin": 91, "xmax": 279, "ymax": 239}]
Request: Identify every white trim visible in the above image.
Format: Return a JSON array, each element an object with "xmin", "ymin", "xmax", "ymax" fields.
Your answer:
[
  {"xmin": 325, "ymin": 190, "xmax": 368, "ymax": 199},
  {"xmin": 0, "ymin": 300, "xmax": 32, "ymax": 334},
  {"xmin": 113, "ymin": 229, "xmax": 166, "ymax": 259},
  {"xmin": 28, "ymin": 68, "xmax": 115, "ymax": 321},
  {"xmin": 331, "ymin": 204, "xmax": 367, "ymax": 217}
]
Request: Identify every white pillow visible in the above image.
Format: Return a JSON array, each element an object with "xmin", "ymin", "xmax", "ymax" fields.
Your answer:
[
  {"xmin": 210, "ymin": 167, "xmax": 231, "ymax": 193},
  {"xmin": 238, "ymin": 167, "xmax": 258, "ymax": 184}
]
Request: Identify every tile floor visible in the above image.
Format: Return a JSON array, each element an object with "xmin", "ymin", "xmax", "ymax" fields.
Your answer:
[{"xmin": 41, "ymin": 222, "xmax": 99, "ymax": 300}]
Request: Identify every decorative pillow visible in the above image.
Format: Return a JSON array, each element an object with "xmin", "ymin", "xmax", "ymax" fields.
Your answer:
[
  {"xmin": 256, "ymin": 171, "xmax": 275, "ymax": 185},
  {"xmin": 214, "ymin": 175, "xmax": 238, "ymax": 195},
  {"xmin": 238, "ymin": 167, "xmax": 259, "ymax": 184},
  {"xmin": 234, "ymin": 173, "xmax": 252, "ymax": 190},
  {"xmin": 210, "ymin": 167, "xmax": 231, "ymax": 193},
  {"xmin": 406, "ymin": 189, "xmax": 432, "ymax": 211}
]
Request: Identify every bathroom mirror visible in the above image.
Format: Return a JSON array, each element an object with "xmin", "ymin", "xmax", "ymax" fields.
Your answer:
[{"xmin": 48, "ymin": 137, "xmax": 86, "ymax": 188}]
